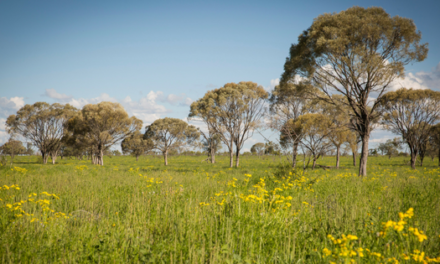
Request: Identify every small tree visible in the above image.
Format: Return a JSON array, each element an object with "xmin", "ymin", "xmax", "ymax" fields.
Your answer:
[
  {"xmin": 378, "ymin": 138, "xmax": 402, "ymax": 159},
  {"xmin": 377, "ymin": 88, "xmax": 440, "ymax": 169},
  {"xmin": 144, "ymin": 118, "xmax": 199, "ymax": 166},
  {"xmin": 6, "ymin": 102, "xmax": 78, "ymax": 164},
  {"xmin": 250, "ymin": 143, "xmax": 265, "ymax": 158},
  {"xmin": 345, "ymin": 131, "xmax": 360, "ymax": 166},
  {"xmin": 429, "ymin": 124, "xmax": 440, "ymax": 166},
  {"xmin": 189, "ymin": 82, "xmax": 268, "ymax": 167},
  {"xmin": 295, "ymin": 113, "xmax": 332, "ymax": 169},
  {"xmin": 268, "ymin": 83, "xmax": 312, "ymax": 167},
  {"xmin": 0, "ymin": 139, "xmax": 26, "ymax": 161},
  {"xmin": 67, "ymin": 102, "xmax": 142, "ymax": 166},
  {"xmin": 200, "ymin": 133, "xmax": 222, "ymax": 163},
  {"xmin": 121, "ymin": 131, "xmax": 153, "ymax": 161}
]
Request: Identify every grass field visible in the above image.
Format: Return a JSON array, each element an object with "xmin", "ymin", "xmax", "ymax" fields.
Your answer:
[{"xmin": 1, "ymin": 154, "xmax": 439, "ymax": 263}]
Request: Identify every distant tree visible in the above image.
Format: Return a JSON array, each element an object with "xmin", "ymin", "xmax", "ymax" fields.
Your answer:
[
  {"xmin": 378, "ymin": 138, "xmax": 402, "ymax": 159},
  {"xmin": 250, "ymin": 142, "xmax": 265, "ymax": 158},
  {"xmin": 25, "ymin": 142, "xmax": 34, "ymax": 156},
  {"xmin": 294, "ymin": 113, "xmax": 332, "ymax": 169},
  {"xmin": 268, "ymin": 83, "xmax": 312, "ymax": 168},
  {"xmin": 121, "ymin": 131, "xmax": 153, "ymax": 161},
  {"xmin": 189, "ymin": 82, "xmax": 268, "ymax": 167},
  {"xmin": 200, "ymin": 133, "xmax": 222, "ymax": 163},
  {"xmin": 144, "ymin": 118, "xmax": 199, "ymax": 166},
  {"xmin": 6, "ymin": 102, "xmax": 78, "ymax": 164},
  {"xmin": 281, "ymin": 6, "xmax": 428, "ymax": 176},
  {"xmin": 67, "ymin": 102, "xmax": 142, "ymax": 166},
  {"xmin": 429, "ymin": 124, "xmax": 440, "ymax": 166},
  {"xmin": 264, "ymin": 141, "xmax": 281, "ymax": 155},
  {"xmin": 345, "ymin": 131, "xmax": 360, "ymax": 166},
  {"xmin": 0, "ymin": 139, "xmax": 26, "ymax": 161},
  {"xmin": 377, "ymin": 88, "xmax": 440, "ymax": 169}
]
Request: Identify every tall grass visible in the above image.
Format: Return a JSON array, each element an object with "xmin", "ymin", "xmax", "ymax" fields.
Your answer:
[{"xmin": 1, "ymin": 155, "xmax": 439, "ymax": 263}]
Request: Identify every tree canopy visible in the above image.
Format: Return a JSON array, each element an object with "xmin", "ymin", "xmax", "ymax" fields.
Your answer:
[{"xmin": 144, "ymin": 117, "xmax": 199, "ymax": 166}]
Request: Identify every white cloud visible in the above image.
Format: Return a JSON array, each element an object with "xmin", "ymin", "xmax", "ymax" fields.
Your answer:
[
  {"xmin": 165, "ymin": 94, "xmax": 186, "ymax": 105},
  {"xmin": 44, "ymin": 89, "xmax": 175, "ymax": 126},
  {"xmin": 266, "ymin": 78, "xmax": 280, "ymax": 91},
  {"xmin": 413, "ymin": 62, "xmax": 440, "ymax": 90},
  {"xmin": 389, "ymin": 72, "xmax": 429, "ymax": 91},
  {"xmin": 180, "ymin": 97, "xmax": 193, "ymax": 107},
  {"xmin": 0, "ymin": 96, "xmax": 25, "ymax": 116},
  {"xmin": 44, "ymin": 89, "xmax": 73, "ymax": 101}
]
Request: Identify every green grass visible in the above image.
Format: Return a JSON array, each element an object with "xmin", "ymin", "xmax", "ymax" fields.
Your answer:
[{"xmin": 1, "ymin": 154, "xmax": 439, "ymax": 263}]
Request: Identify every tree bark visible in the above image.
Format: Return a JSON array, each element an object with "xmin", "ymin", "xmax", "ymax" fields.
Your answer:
[
  {"xmin": 336, "ymin": 146, "xmax": 340, "ymax": 169},
  {"xmin": 438, "ymin": 147, "xmax": 440, "ymax": 167},
  {"xmin": 235, "ymin": 146, "xmax": 240, "ymax": 168},
  {"xmin": 410, "ymin": 149, "xmax": 417, "ymax": 169},
  {"xmin": 136, "ymin": 155, "xmax": 139, "ymax": 161},
  {"xmin": 164, "ymin": 151, "xmax": 168, "ymax": 166},
  {"xmin": 211, "ymin": 147, "xmax": 215, "ymax": 164},
  {"xmin": 359, "ymin": 134, "xmax": 369, "ymax": 177},
  {"xmin": 352, "ymin": 152, "xmax": 356, "ymax": 166},
  {"xmin": 229, "ymin": 150, "xmax": 233, "ymax": 168},
  {"xmin": 312, "ymin": 157, "xmax": 316, "ymax": 170},
  {"xmin": 292, "ymin": 142, "xmax": 298, "ymax": 168}
]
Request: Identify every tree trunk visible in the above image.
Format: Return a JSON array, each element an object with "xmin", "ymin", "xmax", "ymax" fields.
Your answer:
[
  {"xmin": 211, "ymin": 148, "xmax": 215, "ymax": 164},
  {"xmin": 164, "ymin": 151, "xmax": 168, "ymax": 166},
  {"xmin": 312, "ymin": 157, "xmax": 316, "ymax": 170},
  {"xmin": 136, "ymin": 155, "xmax": 139, "ymax": 161},
  {"xmin": 292, "ymin": 142, "xmax": 298, "ymax": 168},
  {"xmin": 359, "ymin": 134, "xmax": 369, "ymax": 177},
  {"xmin": 229, "ymin": 149, "xmax": 233, "ymax": 168},
  {"xmin": 100, "ymin": 148, "xmax": 104, "ymax": 166},
  {"xmin": 352, "ymin": 152, "xmax": 356, "ymax": 166},
  {"xmin": 235, "ymin": 146, "xmax": 240, "ymax": 168},
  {"xmin": 438, "ymin": 147, "xmax": 440, "ymax": 167},
  {"xmin": 336, "ymin": 146, "xmax": 340, "ymax": 169},
  {"xmin": 410, "ymin": 149, "xmax": 417, "ymax": 170},
  {"xmin": 51, "ymin": 150, "xmax": 58, "ymax": 165}
]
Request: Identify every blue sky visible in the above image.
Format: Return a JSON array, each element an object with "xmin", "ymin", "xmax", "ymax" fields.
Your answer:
[{"xmin": 1, "ymin": 0, "xmax": 440, "ymax": 152}]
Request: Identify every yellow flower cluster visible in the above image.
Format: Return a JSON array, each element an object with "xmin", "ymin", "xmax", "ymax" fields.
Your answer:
[
  {"xmin": 324, "ymin": 234, "xmax": 361, "ymax": 260},
  {"xmin": 139, "ymin": 175, "xmax": 163, "ymax": 188},
  {"xmin": 2, "ymin": 185, "xmax": 68, "ymax": 223},
  {"xmin": 12, "ymin": 166, "xmax": 28, "ymax": 174}
]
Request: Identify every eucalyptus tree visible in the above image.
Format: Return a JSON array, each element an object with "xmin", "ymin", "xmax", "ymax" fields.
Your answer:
[
  {"xmin": 268, "ymin": 83, "xmax": 312, "ymax": 167},
  {"xmin": 0, "ymin": 139, "xmax": 26, "ymax": 161},
  {"xmin": 200, "ymin": 133, "xmax": 222, "ymax": 163},
  {"xmin": 345, "ymin": 131, "xmax": 360, "ymax": 166},
  {"xmin": 377, "ymin": 138, "xmax": 402, "ymax": 159},
  {"xmin": 377, "ymin": 88, "xmax": 440, "ymax": 169},
  {"xmin": 250, "ymin": 142, "xmax": 265, "ymax": 158},
  {"xmin": 121, "ymin": 131, "xmax": 153, "ymax": 161},
  {"xmin": 144, "ymin": 118, "xmax": 199, "ymax": 166},
  {"xmin": 280, "ymin": 6, "xmax": 428, "ymax": 176},
  {"xmin": 189, "ymin": 81, "xmax": 268, "ymax": 167},
  {"xmin": 67, "ymin": 102, "xmax": 142, "ymax": 166},
  {"xmin": 6, "ymin": 102, "xmax": 78, "ymax": 164},
  {"xmin": 294, "ymin": 113, "xmax": 333, "ymax": 169},
  {"xmin": 429, "ymin": 124, "xmax": 440, "ymax": 166}
]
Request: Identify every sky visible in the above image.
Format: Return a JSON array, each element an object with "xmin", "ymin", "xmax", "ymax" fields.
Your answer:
[{"xmin": 1, "ymin": 0, "xmax": 440, "ymax": 153}]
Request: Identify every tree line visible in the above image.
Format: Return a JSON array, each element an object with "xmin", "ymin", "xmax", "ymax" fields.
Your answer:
[{"xmin": 2, "ymin": 6, "xmax": 440, "ymax": 176}]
